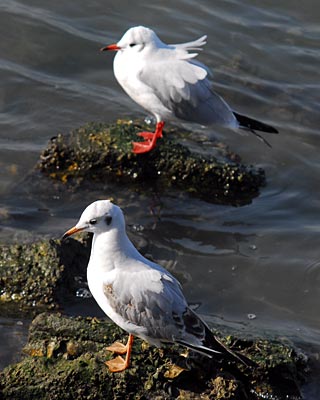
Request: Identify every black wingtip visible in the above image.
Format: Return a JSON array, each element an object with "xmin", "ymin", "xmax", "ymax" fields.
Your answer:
[
  {"xmin": 233, "ymin": 112, "xmax": 278, "ymax": 134},
  {"xmin": 211, "ymin": 334, "xmax": 257, "ymax": 369}
]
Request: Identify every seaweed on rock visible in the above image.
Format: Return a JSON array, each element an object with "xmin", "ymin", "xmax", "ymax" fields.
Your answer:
[
  {"xmin": 0, "ymin": 313, "xmax": 306, "ymax": 400},
  {"xmin": 0, "ymin": 237, "xmax": 90, "ymax": 312},
  {"xmin": 37, "ymin": 120, "xmax": 265, "ymax": 206}
]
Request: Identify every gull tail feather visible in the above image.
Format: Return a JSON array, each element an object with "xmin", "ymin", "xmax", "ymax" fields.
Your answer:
[
  {"xmin": 234, "ymin": 111, "xmax": 278, "ymax": 148},
  {"xmin": 206, "ymin": 332, "xmax": 257, "ymax": 368},
  {"xmin": 176, "ymin": 334, "xmax": 255, "ymax": 368},
  {"xmin": 205, "ymin": 323, "xmax": 256, "ymax": 368},
  {"xmin": 234, "ymin": 112, "xmax": 278, "ymax": 134},
  {"xmin": 176, "ymin": 308, "xmax": 255, "ymax": 368}
]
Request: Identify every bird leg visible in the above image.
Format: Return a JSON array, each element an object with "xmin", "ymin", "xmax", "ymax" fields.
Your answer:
[
  {"xmin": 105, "ymin": 341, "xmax": 128, "ymax": 355},
  {"xmin": 132, "ymin": 121, "xmax": 165, "ymax": 154},
  {"xmin": 136, "ymin": 121, "xmax": 164, "ymax": 140},
  {"xmin": 105, "ymin": 334, "xmax": 134, "ymax": 372}
]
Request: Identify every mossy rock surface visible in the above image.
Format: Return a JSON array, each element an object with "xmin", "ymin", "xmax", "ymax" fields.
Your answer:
[
  {"xmin": 37, "ymin": 120, "xmax": 265, "ymax": 206},
  {"xmin": 0, "ymin": 237, "xmax": 90, "ymax": 311},
  {"xmin": 0, "ymin": 313, "xmax": 306, "ymax": 400},
  {"xmin": 0, "ymin": 240, "xmax": 63, "ymax": 310}
]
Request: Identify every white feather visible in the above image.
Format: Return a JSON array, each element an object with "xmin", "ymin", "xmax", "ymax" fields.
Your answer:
[{"xmin": 112, "ymin": 26, "xmax": 237, "ymax": 126}]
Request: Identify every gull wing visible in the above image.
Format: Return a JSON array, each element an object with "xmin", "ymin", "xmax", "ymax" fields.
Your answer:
[
  {"xmin": 103, "ymin": 262, "xmax": 188, "ymax": 342},
  {"xmin": 139, "ymin": 49, "xmax": 236, "ymax": 126},
  {"xmin": 102, "ymin": 260, "xmax": 254, "ymax": 366}
]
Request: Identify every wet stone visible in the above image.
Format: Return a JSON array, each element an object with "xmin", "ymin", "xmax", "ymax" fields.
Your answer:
[
  {"xmin": 0, "ymin": 236, "xmax": 91, "ymax": 312},
  {"xmin": 0, "ymin": 313, "xmax": 307, "ymax": 400},
  {"xmin": 37, "ymin": 120, "xmax": 265, "ymax": 206}
]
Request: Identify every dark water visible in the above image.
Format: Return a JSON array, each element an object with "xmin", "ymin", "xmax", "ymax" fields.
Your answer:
[{"xmin": 1, "ymin": 0, "xmax": 320, "ymax": 396}]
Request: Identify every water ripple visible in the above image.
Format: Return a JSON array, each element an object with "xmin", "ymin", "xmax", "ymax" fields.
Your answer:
[
  {"xmin": 0, "ymin": 57, "xmax": 118, "ymax": 101},
  {"xmin": 0, "ymin": 0, "xmax": 104, "ymax": 43}
]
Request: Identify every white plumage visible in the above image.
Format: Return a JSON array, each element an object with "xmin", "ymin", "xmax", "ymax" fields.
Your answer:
[
  {"xmin": 101, "ymin": 26, "xmax": 278, "ymax": 153},
  {"xmin": 63, "ymin": 200, "xmax": 254, "ymax": 372}
]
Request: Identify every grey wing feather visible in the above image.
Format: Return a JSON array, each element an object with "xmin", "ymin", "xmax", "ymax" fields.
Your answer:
[
  {"xmin": 103, "ymin": 267, "xmax": 189, "ymax": 342},
  {"xmin": 103, "ymin": 266, "xmax": 221, "ymax": 351},
  {"xmin": 139, "ymin": 56, "xmax": 236, "ymax": 127},
  {"xmin": 172, "ymin": 79, "xmax": 236, "ymax": 126},
  {"xmin": 103, "ymin": 267, "xmax": 255, "ymax": 366}
]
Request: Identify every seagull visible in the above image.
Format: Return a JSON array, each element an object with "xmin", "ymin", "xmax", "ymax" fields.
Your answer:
[
  {"xmin": 63, "ymin": 199, "xmax": 254, "ymax": 372},
  {"xmin": 100, "ymin": 26, "xmax": 278, "ymax": 154}
]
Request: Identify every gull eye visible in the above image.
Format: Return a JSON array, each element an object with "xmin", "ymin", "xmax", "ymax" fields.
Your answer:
[
  {"xmin": 105, "ymin": 216, "xmax": 112, "ymax": 226},
  {"xmin": 129, "ymin": 43, "xmax": 136, "ymax": 47},
  {"xmin": 89, "ymin": 218, "xmax": 97, "ymax": 225}
]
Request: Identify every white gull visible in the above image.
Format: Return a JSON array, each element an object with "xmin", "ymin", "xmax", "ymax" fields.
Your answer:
[
  {"xmin": 101, "ymin": 26, "xmax": 278, "ymax": 153},
  {"xmin": 63, "ymin": 199, "xmax": 254, "ymax": 372}
]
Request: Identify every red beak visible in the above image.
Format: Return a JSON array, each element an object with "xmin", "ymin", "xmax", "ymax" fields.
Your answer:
[{"xmin": 100, "ymin": 43, "xmax": 121, "ymax": 52}]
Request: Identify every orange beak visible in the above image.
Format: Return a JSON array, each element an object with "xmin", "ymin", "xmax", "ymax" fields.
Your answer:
[
  {"xmin": 62, "ymin": 226, "xmax": 85, "ymax": 240},
  {"xmin": 100, "ymin": 43, "xmax": 121, "ymax": 52}
]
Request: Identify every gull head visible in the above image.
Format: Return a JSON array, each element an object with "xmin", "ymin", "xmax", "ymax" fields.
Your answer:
[
  {"xmin": 100, "ymin": 26, "xmax": 165, "ymax": 54},
  {"xmin": 62, "ymin": 200, "xmax": 125, "ymax": 239}
]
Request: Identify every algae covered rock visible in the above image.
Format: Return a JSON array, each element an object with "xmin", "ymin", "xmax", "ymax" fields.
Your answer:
[
  {"xmin": 0, "ymin": 240, "xmax": 63, "ymax": 310},
  {"xmin": 0, "ymin": 313, "xmax": 306, "ymax": 400},
  {"xmin": 37, "ymin": 120, "xmax": 265, "ymax": 206},
  {"xmin": 0, "ymin": 237, "xmax": 90, "ymax": 311}
]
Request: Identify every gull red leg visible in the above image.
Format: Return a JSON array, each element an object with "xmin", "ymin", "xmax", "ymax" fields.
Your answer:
[{"xmin": 132, "ymin": 121, "xmax": 165, "ymax": 154}]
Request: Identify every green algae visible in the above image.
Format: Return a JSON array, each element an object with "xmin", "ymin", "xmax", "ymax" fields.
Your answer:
[
  {"xmin": 0, "ymin": 240, "xmax": 63, "ymax": 310},
  {"xmin": 0, "ymin": 237, "xmax": 91, "ymax": 312},
  {"xmin": 37, "ymin": 120, "xmax": 265, "ymax": 206},
  {"xmin": 0, "ymin": 313, "xmax": 306, "ymax": 400}
]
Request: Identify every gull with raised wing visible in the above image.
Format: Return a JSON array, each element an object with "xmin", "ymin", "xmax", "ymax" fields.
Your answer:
[
  {"xmin": 63, "ymin": 200, "xmax": 254, "ymax": 372},
  {"xmin": 101, "ymin": 26, "xmax": 278, "ymax": 154}
]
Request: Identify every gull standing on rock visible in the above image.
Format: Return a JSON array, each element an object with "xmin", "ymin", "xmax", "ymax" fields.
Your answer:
[
  {"xmin": 63, "ymin": 200, "xmax": 254, "ymax": 372},
  {"xmin": 100, "ymin": 26, "xmax": 278, "ymax": 154}
]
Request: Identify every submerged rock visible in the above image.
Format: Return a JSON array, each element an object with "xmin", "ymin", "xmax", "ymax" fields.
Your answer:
[
  {"xmin": 0, "ymin": 312, "xmax": 306, "ymax": 400},
  {"xmin": 37, "ymin": 120, "xmax": 265, "ymax": 206}
]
